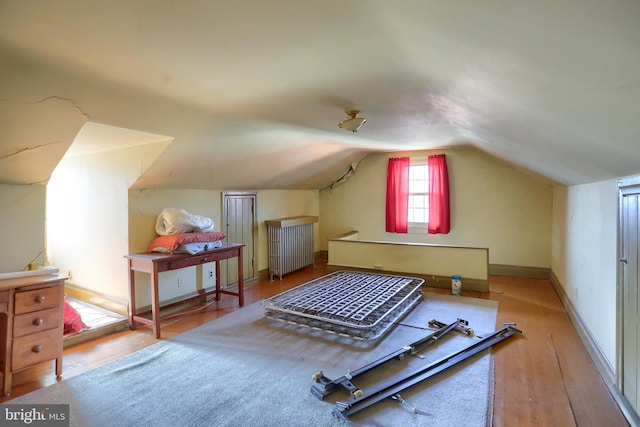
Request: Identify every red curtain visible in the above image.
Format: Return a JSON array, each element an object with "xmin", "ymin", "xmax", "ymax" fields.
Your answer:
[
  {"xmin": 428, "ymin": 154, "xmax": 450, "ymax": 234},
  {"xmin": 385, "ymin": 157, "xmax": 410, "ymax": 233}
]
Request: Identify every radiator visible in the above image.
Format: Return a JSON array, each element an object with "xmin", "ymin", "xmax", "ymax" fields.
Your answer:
[{"xmin": 266, "ymin": 216, "xmax": 318, "ymax": 280}]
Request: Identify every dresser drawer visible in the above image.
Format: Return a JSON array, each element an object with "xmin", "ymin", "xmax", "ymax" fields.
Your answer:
[
  {"xmin": 13, "ymin": 307, "xmax": 60, "ymax": 337},
  {"xmin": 12, "ymin": 327, "xmax": 61, "ymax": 371},
  {"xmin": 15, "ymin": 286, "xmax": 61, "ymax": 314}
]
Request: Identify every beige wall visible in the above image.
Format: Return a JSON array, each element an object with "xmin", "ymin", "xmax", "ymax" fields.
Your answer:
[
  {"xmin": 47, "ymin": 142, "xmax": 169, "ymax": 302},
  {"xmin": 328, "ymin": 238, "xmax": 489, "ymax": 284},
  {"xmin": 44, "ymin": 166, "xmax": 318, "ymax": 310},
  {"xmin": 551, "ymin": 185, "xmax": 568, "ymax": 284},
  {"xmin": 1, "ymin": 125, "xmax": 619, "ymax": 378},
  {"xmin": 0, "ymin": 184, "xmax": 46, "ymax": 273},
  {"xmin": 128, "ymin": 188, "xmax": 319, "ymax": 308},
  {"xmin": 320, "ymin": 146, "xmax": 554, "ymax": 268},
  {"xmin": 256, "ymin": 189, "xmax": 320, "ymax": 271},
  {"xmin": 128, "ymin": 188, "xmax": 224, "ymax": 307}
]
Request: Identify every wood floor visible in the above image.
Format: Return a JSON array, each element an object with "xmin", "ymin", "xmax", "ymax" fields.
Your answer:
[{"xmin": 1, "ymin": 261, "xmax": 631, "ymax": 426}]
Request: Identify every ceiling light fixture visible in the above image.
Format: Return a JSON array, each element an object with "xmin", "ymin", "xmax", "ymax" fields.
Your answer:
[{"xmin": 338, "ymin": 110, "xmax": 367, "ymax": 133}]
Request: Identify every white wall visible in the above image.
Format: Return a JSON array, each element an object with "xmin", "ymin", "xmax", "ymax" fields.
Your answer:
[
  {"xmin": 320, "ymin": 146, "xmax": 554, "ymax": 268},
  {"xmin": 551, "ymin": 179, "xmax": 618, "ymax": 371},
  {"xmin": 0, "ymin": 184, "xmax": 46, "ymax": 272}
]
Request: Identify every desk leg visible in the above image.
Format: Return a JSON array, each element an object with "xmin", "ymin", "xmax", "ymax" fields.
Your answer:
[
  {"xmin": 237, "ymin": 247, "xmax": 244, "ymax": 306},
  {"xmin": 128, "ymin": 261, "xmax": 137, "ymax": 331},
  {"xmin": 151, "ymin": 267, "xmax": 161, "ymax": 339},
  {"xmin": 215, "ymin": 260, "xmax": 221, "ymax": 301}
]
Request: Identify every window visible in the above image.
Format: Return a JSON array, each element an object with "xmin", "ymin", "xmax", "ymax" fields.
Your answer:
[
  {"xmin": 408, "ymin": 163, "xmax": 429, "ymax": 225},
  {"xmin": 385, "ymin": 154, "xmax": 449, "ymax": 234}
]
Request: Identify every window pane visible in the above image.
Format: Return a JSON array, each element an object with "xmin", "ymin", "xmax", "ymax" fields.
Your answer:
[
  {"xmin": 409, "ymin": 195, "xmax": 426, "ymax": 208},
  {"xmin": 408, "ymin": 164, "xmax": 429, "ymax": 224}
]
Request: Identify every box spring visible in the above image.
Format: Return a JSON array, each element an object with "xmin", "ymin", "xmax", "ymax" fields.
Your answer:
[{"xmin": 262, "ymin": 271, "xmax": 423, "ymax": 341}]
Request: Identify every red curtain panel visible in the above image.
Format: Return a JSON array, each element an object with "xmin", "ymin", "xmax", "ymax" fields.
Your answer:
[
  {"xmin": 385, "ymin": 157, "xmax": 410, "ymax": 233},
  {"xmin": 428, "ymin": 154, "xmax": 450, "ymax": 234}
]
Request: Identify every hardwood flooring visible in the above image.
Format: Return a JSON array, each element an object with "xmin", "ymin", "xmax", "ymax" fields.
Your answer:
[{"xmin": 0, "ymin": 262, "xmax": 630, "ymax": 426}]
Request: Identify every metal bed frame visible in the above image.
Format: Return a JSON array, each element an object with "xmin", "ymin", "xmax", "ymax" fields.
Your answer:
[{"xmin": 262, "ymin": 271, "xmax": 424, "ymax": 341}]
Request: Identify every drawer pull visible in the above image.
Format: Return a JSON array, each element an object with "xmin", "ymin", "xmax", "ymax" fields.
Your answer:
[
  {"xmin": 35, "ymin": 295, "xmax": 46, "ymax": 304},
  {"xmin": 32, "ymin": 345, "xmax": 43, "ymax": 353},
  {"xmin": 33, "ymin": 318, "xmax": 44, "ymax": 326}
]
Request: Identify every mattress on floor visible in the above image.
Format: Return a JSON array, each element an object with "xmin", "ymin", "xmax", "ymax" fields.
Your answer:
[{"xmin": 262, "ymin": 271, "xmax": 424, "ymax": 341}]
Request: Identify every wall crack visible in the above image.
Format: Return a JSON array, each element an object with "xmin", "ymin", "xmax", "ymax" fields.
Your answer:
[
  {"xmin": 1, "ymin": 140, "xmax": 67, "ymax": 160},
  {"xmin": 0, "ymin": 95, "xmax": 90, "ymax": 120}
]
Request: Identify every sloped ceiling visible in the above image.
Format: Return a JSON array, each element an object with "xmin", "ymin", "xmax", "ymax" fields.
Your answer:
[{"xmin": 0, "ymin": 1, "xmax": 639, "ymax": 189}]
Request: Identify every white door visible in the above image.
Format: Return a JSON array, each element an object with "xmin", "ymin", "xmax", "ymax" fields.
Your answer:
[
  {"xmin": 618, "ymin": 177, "xmax": 640, "ymax": 415},
  {"xmin": 222, "ymin": 192, "xmax": 257, "ymax": 286}
]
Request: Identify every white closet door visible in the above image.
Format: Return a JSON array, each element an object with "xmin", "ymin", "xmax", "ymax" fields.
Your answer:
[{"xmin": 619, "ymin": 178, "xmax": 640, "ymax": 415}]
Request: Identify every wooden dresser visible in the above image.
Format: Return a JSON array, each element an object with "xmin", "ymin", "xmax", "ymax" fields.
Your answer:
[{"xmin": 0, "ymin": 273, "xmax": 65, "ymax": 396}]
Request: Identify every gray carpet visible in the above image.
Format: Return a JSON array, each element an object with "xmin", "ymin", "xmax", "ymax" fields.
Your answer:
[{"xmin": 9, "ymin": 292, "xmax": 498, "ymax": 427}]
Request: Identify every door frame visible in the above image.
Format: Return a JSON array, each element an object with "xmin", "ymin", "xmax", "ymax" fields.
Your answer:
[{"xmin": 616, "ymin": 176, "xmax": 640, "ymax": 422}]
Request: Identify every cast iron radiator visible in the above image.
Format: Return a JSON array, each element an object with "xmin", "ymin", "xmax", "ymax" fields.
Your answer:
[
  {"xmin": 266, "ymin": 216, "xmax": 318, "ymax": 280},
  {"xmin": 262, "ymin": 271, "xmax": 424, "ymax": 341}
]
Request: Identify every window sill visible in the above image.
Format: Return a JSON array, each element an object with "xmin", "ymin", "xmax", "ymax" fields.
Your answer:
[{"xmin": 407, "ymin": 224, "xmax": 428, "ymax": 234}]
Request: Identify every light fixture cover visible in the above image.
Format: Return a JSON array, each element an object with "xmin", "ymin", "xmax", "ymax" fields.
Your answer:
[{"xmin": 339, "ymin": 110, "xmax": 367, "ymax": 132}]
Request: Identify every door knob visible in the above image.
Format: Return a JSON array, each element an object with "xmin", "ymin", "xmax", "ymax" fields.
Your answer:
[{"xmin": 619, "ymin": 258, "xmax": 628, "ymax": 264}]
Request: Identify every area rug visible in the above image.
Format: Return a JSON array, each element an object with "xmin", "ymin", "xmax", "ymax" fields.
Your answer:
[{"xmin": 7, "ymin": 292, "xmax": 498, "ymax": 427}]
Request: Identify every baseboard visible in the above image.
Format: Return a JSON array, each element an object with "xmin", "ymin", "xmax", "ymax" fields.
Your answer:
[
  {"xmin": 64, "ymin": 282, "xmax": 129, "ymax": 317},
  {"xmin": 259, "ymin": 251, "xmax": 328, "ymax": 282},
  {"xmin": 68, "ymin": 280, "xmax": 249, "ymax": 318},
  {"xmin": 258, "ymin": 265, "xmax": 316, "ymax": 282},
  {"xmin": 261, "ymin": 250, "xmax": 489, "ymax": 291},
  {"xmin": 546, "ymin": 269, "xmax": 640, "ymax": 425},
  {"xmin": 326, "ymin": 265, "xmax": 489, "ymax": 292},
  {"xmin": 549, "ymin": 270, "xmax": 615, "ymax": 384},
  {"xmin": 419, "ymin": 273, "xmax": 488, "ymax": 292},
  {"xmin": 611, "ymin": 387, "xmax": 640, "ymax": 427},
  {"xmin": 63, "ymin": 319, "xmax": 129, "ymax": 348},
  {"xmin": 489, "ymin": 264, "xmax": 550, "ymax": 279},
  {"xmin": 133, "ymin": 283, "xmax": 248, "ymax": 316}
]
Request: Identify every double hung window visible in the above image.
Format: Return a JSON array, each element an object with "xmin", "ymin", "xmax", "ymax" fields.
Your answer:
[
  {"xmin": 408, "ymin": 162, "xmax": 429, "ymax": 226},
  {"xmin": 385, "ymin": 154, "xmax": 450, "ymax": 234}
]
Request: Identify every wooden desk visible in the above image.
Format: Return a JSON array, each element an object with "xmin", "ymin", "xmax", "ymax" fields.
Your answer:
[
  {"xmin": 0, "ymin": 273, "xmax": 65, "ymax": 396},
  {"xmin": 125, "ymin": 243, "xmax": 244, "ymax": 339}
]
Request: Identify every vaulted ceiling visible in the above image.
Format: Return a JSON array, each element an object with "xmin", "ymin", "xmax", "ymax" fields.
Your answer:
[{"xmin": 1, "ymin": 1, "xmax": 639, "ymax": 190}]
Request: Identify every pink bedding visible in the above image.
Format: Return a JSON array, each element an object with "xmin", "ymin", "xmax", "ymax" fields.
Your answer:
[
  {"xmin": 149, "ymin": 231, "xmax": 226, "ymax": 254},
  {"xmin": 64, "ymin": 300, "xmax": 90, "ymax": 334}
]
